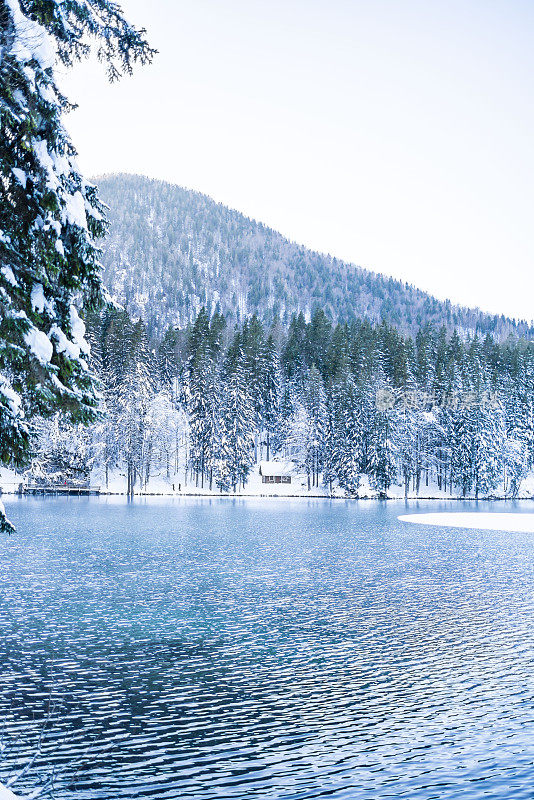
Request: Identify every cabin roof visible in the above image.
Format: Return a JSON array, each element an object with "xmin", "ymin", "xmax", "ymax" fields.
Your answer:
[{"xmin": 258, "ymin": 460, "xmax": 294, "ymax": 477}]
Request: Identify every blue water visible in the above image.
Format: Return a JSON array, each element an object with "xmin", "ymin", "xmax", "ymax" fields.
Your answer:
[{"xmin": 0, "ymin": 496, "xmax": 532, "ymax": 799}]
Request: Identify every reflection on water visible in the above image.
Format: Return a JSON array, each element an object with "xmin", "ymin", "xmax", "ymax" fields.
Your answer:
[{"xmin": 0, "ymin": 496, "xmax": 533, "ymax": 799}]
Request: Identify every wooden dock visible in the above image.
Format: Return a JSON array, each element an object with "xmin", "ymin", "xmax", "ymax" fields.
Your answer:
[{"xmin": 22, "ymin": 485, "xmax": 101, "ymax": 496}]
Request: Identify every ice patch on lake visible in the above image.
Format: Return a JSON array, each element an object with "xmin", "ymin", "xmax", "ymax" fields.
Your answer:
[{"xmin": 399, "ymin": 512, "xmax": 534, "ymax": 533}]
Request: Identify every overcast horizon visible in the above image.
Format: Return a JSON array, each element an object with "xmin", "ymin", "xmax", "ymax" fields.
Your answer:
[{"xmin": 60, "ymin": 0, "xmax": 534, "ymax": 323}]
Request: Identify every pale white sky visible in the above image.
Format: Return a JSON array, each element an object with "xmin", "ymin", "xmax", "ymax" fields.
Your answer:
[{"xmin": 61, "ymin": 0, "xmax": 534, "ymax": 323}]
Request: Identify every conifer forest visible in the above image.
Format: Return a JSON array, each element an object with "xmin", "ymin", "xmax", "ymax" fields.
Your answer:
[{"xmin": 30, "ymin": 305, "xmax": 534, "ymax": 500}]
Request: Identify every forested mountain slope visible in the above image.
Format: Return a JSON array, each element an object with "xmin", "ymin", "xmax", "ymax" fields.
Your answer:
[{"xmin": 96, "ymin": 174, "xmax": 531, "ymax": 339}]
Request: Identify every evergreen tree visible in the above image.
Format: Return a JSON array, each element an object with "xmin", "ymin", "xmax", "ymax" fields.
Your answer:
[
  {"xmin": 218, "ymin": 355, "xmax": 254, "ymax": 492},
  {"xmin": 368, "ymin": 364, "xmax": 397, "ymax": 496},
  {"xmin": 286, "ymin": 398, "xmax": 312, "ymax": 484},
  {"xmin": 262, "ymin": 334, "xmax": 281, "ymax": 460},
  {"xmin": 114, "ymin": 323, "xmax": 154, "ymax": 495},
  {"xmin": 471, "ymin": 392, "xmax": 505, "ymax": 499},
  {"xmin": 0, "ymin": 0, "xmax": 153, "ymax": 529},
  {"xmin": 449, "ymin": 374, "xmax": 473, "ymax": 497},
  {"xmin": 302, "ymin": 365, "xmax": 326, "ymax": 488},
  {"xmin": 241, "ymin": 314, "xmax": 265, "ymax": 459},
  {"xmin": 187, "ymin": 353, "xmax": 219, "ymax": 489},
  {"xmin": 323, "ymin": 368, "xmax": 363, "ymax": 496}
]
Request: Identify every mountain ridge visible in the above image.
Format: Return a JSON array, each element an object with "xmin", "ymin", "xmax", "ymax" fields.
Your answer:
[{"xmin": 95, "ymin": 173, "xmax": 532, "ymax": 340}]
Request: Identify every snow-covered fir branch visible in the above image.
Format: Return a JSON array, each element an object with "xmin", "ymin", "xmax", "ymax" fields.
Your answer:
[{"xmin": 0, "ymin": 0, "xmax": 153, "ymax": 531}]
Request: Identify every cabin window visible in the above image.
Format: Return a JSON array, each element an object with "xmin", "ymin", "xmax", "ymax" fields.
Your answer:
[{"xmin": 262, "ymin": 474, "xmax": 291, "ymax": 484}]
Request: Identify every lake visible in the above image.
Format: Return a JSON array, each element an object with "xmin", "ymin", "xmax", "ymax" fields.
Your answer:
[{"xmin": 0, "ymin": 497, "xmax": 532, "ymax": 799}]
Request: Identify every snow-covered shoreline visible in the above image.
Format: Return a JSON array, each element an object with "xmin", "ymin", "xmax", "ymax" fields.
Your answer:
[
  {"xmin": 2, "ymin": 489, "xmax": 533, "ymax": 502},
  {"xmin": 2, "ymin": 466, "xmax": 534, "ymax": 503}
]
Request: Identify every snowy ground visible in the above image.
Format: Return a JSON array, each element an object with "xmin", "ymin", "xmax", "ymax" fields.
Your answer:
[
  {"xmin": 1, "ymin": 464, "xmax": 534, "ymax": 501},
  {"xmin": 82, "ymin": 466, "xmax": 534, "ymax": 500},
  {"xmin": 90, "ymin": 464, "xmax": 328, "ymax": 498},
  {"xmin": 399, "ymin": 512, "xmax": 534, "ymax": 532}
]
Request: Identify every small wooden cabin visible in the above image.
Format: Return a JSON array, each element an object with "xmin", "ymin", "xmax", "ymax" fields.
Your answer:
[{"xmin": 259, "ymin": 461, "xmax": 293, "ymax": 484}]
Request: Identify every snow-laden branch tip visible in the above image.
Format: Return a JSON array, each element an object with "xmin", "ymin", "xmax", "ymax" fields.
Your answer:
[
  {"xmin": 5, "ymin": 0, "xmax": 55, "ymax": 71},
  {"xmin": 23, "ymin": 328, "xmax": 53, "ymax": 365}
]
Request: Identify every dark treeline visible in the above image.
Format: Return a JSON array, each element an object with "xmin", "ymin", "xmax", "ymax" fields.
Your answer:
[{"xmin": 56, "ymin": 305, "xmax": 534, "ymax": 499}]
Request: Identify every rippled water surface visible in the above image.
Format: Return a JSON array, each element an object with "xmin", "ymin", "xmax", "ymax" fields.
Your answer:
[{"xmin": 0, "ymin": 497, "xmax": 533, "ymax": 799}]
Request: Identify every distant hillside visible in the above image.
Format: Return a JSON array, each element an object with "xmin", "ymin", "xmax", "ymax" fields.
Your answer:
[{"xmin": 96, "ymin": 174, "xmax": 532, "ymax": 339}]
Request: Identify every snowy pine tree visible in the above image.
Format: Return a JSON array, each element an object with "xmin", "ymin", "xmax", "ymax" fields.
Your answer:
[
  {"xmin": 261, "ymin": 334, "xmax": 281, "ymax": 461},
  {"xmin": 187, "ymin": 353, "xmax": 219, "ymax": 489},
  {"xmin": 114, "ymin": 325, "xmax": 154, "ymax": 495},
  {"xmin": 0, "ymin": 0, "xmax": 152, "ymax": 529},
  {"xmin": 217, "ymin": 355, "xmax": 255, "ymax": 493},
  {"xmin": 324, "ymin": 369, "xmax": 363, "ymax": 496},
  {"xmin": 302, "ymin": 365, "xmax": 326, "ymax": 488}
]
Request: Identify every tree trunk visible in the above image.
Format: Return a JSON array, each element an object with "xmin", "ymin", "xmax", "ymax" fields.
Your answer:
[
  {"xmin": 145, "ymin": 442, "xmax": 152, "ymax": 489},
  {"xmin": 127, "ymin": 460, "xmax": 134, "ymax": 497}
]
